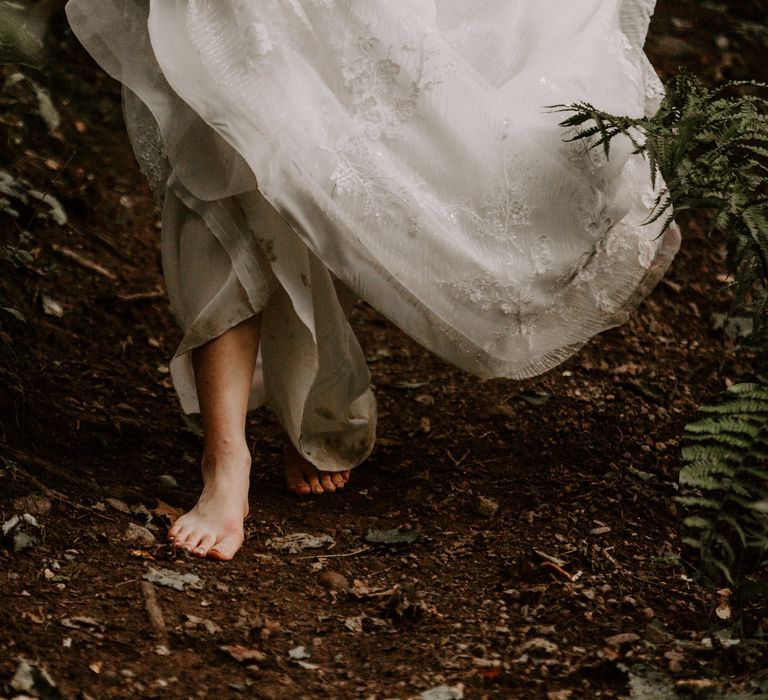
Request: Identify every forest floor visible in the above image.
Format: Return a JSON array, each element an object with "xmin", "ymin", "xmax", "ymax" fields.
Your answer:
[{"xmin": 1, "ymin": 2, "xmax": 768, "ymax": 699}]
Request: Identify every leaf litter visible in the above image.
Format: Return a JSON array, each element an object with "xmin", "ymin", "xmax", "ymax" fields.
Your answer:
[{"xmin": 143, "ymin": 567, "xmax": 203, "ymax": 592}]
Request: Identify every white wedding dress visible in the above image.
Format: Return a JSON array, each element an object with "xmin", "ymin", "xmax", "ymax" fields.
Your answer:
[{"xmin": 66, "ymin": 0, "xmax": 680, "ymax": 471}]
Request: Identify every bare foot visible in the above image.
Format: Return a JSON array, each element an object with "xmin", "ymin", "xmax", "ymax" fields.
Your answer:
[
  {"xmin": 283, "ymin": 443, "xmax": 350, "ymax": 495},
  {"xmin": 167, "ymin": 443, "xmax": 251, "ymax": 561}
]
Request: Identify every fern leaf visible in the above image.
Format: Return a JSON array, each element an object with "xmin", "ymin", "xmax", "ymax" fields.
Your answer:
[{"xmin": 678, "ymin": 382, "xmax": 768, "ymax": 587}]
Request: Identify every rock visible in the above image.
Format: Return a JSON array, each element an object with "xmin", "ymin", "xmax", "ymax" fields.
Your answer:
[
  {"xmin": 158, "ymin": 474, "xmax": 179, "ymax": 489},
  {"xmin": 105, "ymin": 497, "xmax": 130, "ymax": 514},
  {"xmin": 470, "ymin": 494, "xmax": 500, "ymax": 518},
  {"xmin": 2, "ymin": 514, "xmax": 41, "ymax": 553},
  {"xmin": 124, "ymin": 522, "xmax": 156, "ymax": 545},
  {"xmin": 604, "ymin": 632, "xmax": 641, "ymax": 648},
  {"xmin": 665, "ymin": 649, "xmax": 685, "ymax": 673},
  {"xmin": 318, "ymin": 570, "xmax": 349, "ymax": 592},
  {"xmin": 221, "ymin": 645, "xmax": 268, "ymax": 664},
  {"xmin": 10, "ymin": 659, "xmax": 58, "ymax": 697},
  {"xmin": 590, "ymin": 526, "xmax": 611, "ymax": 536},
  {"xmin": 676, "ymin": 679, "xmax": 717, "ymax": 692},
  {"xmin": 12, "ymin": 494, "xmax": 52, "ymax": 516},
  {"xmin": 520, "ymin": 638, "xmax": 559, "ymax": 655},
  {"xmin": 645, "ymin": 621, "xmax": 673, "ymax": 646}
]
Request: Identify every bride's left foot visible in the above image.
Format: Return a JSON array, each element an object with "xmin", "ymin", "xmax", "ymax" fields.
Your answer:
[
  {"xmin": 283, "ymin": 443, "xmax": 350, "ymax": 495},
  {"xmin": 167, "ymin": 443, "xmax": 251, "ymax": 561}
]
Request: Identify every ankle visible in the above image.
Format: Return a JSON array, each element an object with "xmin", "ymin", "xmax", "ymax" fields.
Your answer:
[{"xmin": 203, "ymin": 437, "xmax": 250, "ymax": 461}]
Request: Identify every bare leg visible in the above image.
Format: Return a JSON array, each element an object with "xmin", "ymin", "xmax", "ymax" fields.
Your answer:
[
  {"xmin": 167, "ymin": 315, "xmax": 261, "ymax": 561},
  {"xmin": 167, "ymin": 313, "xmax": 354, "ymax": 559}
]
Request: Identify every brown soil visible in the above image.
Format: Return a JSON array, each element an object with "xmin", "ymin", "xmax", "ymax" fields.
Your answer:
[{"xmin": 1, "ymin": 3, "xmax": 767, "ymax": 698}]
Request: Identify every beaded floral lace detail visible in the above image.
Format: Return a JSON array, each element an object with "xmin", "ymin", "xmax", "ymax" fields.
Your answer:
[
  {"xmin": 122, "ymin": 90, "xmax": 168, "ymax": 202},
  {"xmin": 103, "ymin": 0, "xmax": 676, "ymax": 380}
]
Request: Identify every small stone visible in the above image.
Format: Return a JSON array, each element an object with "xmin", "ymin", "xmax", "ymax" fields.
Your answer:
[
  {"xmin": 158, "ymin": 474, "xmax": 179, "ymax": 489},
  {"xmin": 604, "ymin": 632, "xmax": 640, "ymax": 648},
  {"xmin": 421, "ymin": 686, "xmax": 464, "ymax": 700},
  {"xmin": 642, "ymin": 607, "xmax": 655, "ymax": 620},
  {"xmin": 105, "ymin": 498, "xmax": 130, "ymax": 514},
  {"xmin": 318, "ymin": 570, "xmax": 349, "ymax": 592},
  {"xmin": 11, "ymin": 660, "xmax": 58, "ymax": 696},
  {"xmin": 520, "ymin": 638, "xmax": 559, "ymax": 655},
  {"xmin": 470, "ymin": 495, "xmax": 499, "ymax": 518},
  {"xmin": 590, "ymin": 526, "xmax": 611, "ymax": 536},
  {"xmin": 676, "ymin": 679, "xmax": 717, "ymax": 692},
  {"xmin": 665, "ymin": 649, "xmax": 685, "ymax": 673},
  {"xmin": 13, "ymin": 531, "xmax": 39, "ymax": 553},
  {"xmin": 645, "ymin": 621, "xmax": 672, "ymax": 646},
  {"xmin": 124, "ymin": 522, "xmax": 156, "ymax": 545},
  {"xmin": 12, "ymin": 494, "xmax": 52, "ymax": 516},
  {"xmin": 221, "ymin": 645, "xmax": 269, "ymax": 664}
]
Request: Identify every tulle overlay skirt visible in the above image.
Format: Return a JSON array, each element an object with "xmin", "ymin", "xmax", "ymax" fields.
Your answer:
[{"xmin": 66, "ymin": 0, "xmax": 680, "ymax": 471}]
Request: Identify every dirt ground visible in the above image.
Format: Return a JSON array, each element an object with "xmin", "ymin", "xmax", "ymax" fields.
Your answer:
[{"xmin": 1, "ymin": 2, "xmax": 767, "ymax": 698}]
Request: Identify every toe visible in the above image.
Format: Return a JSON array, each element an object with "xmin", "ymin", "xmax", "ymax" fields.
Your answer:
[
  {"xmin": 194, "ymin": 534, "xmax": 217, "ymax": 558},
  {"xmin": 288, "ymin": 482, "xmax": 312, "ymax": 495},
  {"xmin": 182, "ymin": 531, "xmax": 204, "ymax": 553},
  {"xmin": 171, "ymin": 528, "xmax": 194, "ymax": 550},
  {"xmin": 330, "ymin": 472, "xmax": 345, "ymax": 489},
  {"xmin": 208, "ymin": 535, "xmax": 240, "ymax": 561},
  {"xmin": 304, "ymin": 470, "xmax": 324, "ymax": 495},
  {"xmin": 286, "ymin": 469, "xmax": 312, "ymax": 495},
  {"xmin": 319, "ymin": 472, "xmax": 337, "ymax": 493},
  {"xmin": 341, "ymin": 470, "xmax": 351, "ymax": 483},
  {"xmin": 167, "ymin": 522, "xmax": 185, "ymax": 542}
]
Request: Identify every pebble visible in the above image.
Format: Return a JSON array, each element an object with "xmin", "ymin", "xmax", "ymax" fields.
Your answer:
[
  {"xmin": 158, "ymin": 474, "xmax": 179, "ymax": 489},
  {"xmin": 12, "ymin": 494, "xmax": 52, "ymax": 516},
  {"xmin": 604, "ymin": 632, "xmax": 640, "ymax": 648},
  {"xmin": 105, "ymin": 498, "xmax": 130, "ymax": 514},
  {"xmin": 645, "ymin": 621, "xmax": 672, "ymax": 645},
  {"xmin": 124, "ymin": 522, "xmax": 156, "ymax": 545},
  {"xmin": 318, "ymin": 570, "xmax": 349, "ymax": 592},
  {"xmin": 665, "ymin": 649, "xmax": 685, "ymax": 673},
  {"xmin": 470, "ymin": 495, "xmax": 500, "ymax": 518}
]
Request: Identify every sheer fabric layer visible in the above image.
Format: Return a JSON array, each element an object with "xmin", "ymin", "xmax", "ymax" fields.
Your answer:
[{"xmin": 66, "ymin": 0, "xmax": 678, "ymax": 471}]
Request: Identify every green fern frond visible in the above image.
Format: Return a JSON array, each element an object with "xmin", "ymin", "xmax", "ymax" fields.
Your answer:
[
  {"xmin": 677, "ymin": 382, "xmax": 768, "ymax": 587},
  {"xmin": 681, "ymin": 443, "xmax": 745, "ymax": 463},
  {"xmin": 686, "ymin": 417, "xmax": 763, "ymax": 435},
  {"xmin": 554, "ymin": 74, "xmax": 768, "ymax": 368}
]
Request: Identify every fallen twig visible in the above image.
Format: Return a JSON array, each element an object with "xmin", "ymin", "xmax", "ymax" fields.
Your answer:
[
  {"xmin": 51, "ymin": 243, "xmax": 118, "ymax": 282},
  {"xmin": 541, "ymin": 560, "xmax": 573, "ymax": 582},
  {"xmin": 296, "ymin": 545, "xmax": 373, "ymax": 560},
  {"xmin": 140, "ymin": 581, "xmax": 168, "ymax": 642},
  {"xmin": 533, "ymin": 549, "xmax": 567, "ymax": 567},
  {"xmin": 117, "ymin": 288, "xmax": 165, "ymax": 303}
]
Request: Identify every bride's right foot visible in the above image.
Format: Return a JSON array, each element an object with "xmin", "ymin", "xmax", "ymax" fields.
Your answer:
[
  {"xmin": 283, "ymin": 443, "xmax": 350, "ymax": 495},
  {"xmin": 167, "ymin": 443, "xmax": 251, "ymax": 561}
]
